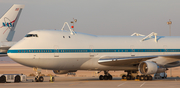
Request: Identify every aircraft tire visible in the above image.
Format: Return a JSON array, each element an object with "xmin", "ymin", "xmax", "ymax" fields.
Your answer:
[
  {"xmin": 108, "ymin": 75, "xmax": 112, "ymax": 80},
  {"xmin": 39, "ymin": 76, "xmax": 44, "ymax": 82},
  {"xmin": 122, "ymin": 75, "xmax": 126, "ymax": 79},
  {"xmin": 103, "ymin": 75, "xmax": 108, "ymax": 80},
  {"xmin": 144, "ymin": 76, "xmax": 148, "ymax": 81},
  {"xmin": 126, "ymin": 75, "xmax": 131, "ymax": 80},
  {"xmin": 131, "ymin": 77, "xmax": 135, "ymax": 80},
  {"xmin": 15, "ymin": 75, "xmax": 21, "ymax": 82},
  {"xmin": 140, "ymin": 75, "xmax": 145, "ymax": 81},
  {"xmin": 99, "ymin": 75, "xmax": 104, "ymax": 80},
  {"xmin": 35, "ymin": 76, "xmax": 39, "ymax": 82},
  {"xmin": 136, "ymin": 75, "xmax": 140, "ymax": 79},
  {"xmin": 0, "ymin": 75, "xmax": 6, "ymax": 83},
  {"xmin": 148, "ymin": 76, "xmax": 153, "ymax": 81}
]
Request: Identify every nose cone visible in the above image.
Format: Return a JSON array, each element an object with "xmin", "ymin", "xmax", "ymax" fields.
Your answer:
[
  {"xmin": 7, "ymin": 39, "xmax": 39, "ymax": 68},
  {"xmin": 7, "ymin": 46, "xmax": 31, "ymax": 67},
  {"xmin": 7, "ymin": 39, "xmax": 25, "ymax": 63},
  {"xmin": 7, "ymin": 38, "xmax": 26, "ymax": 61},
  {"xmin": 7, "ymin": 47, "xmax": 18, "ymax": 61}
]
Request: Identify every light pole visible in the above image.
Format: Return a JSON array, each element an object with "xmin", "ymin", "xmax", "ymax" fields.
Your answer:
[
  {"xmin": 167, "ymin": 19, "xmax": 172, "ymax": 77},
  {"xmin": 167, "ymin": 19, "xmax": 172, "ymax": 36}
]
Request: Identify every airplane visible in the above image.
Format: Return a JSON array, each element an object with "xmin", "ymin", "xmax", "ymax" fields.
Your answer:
[
  {"xmin": 7, "ymin": 22, "xmax": 180, "ymax": 82},
  {"xmin": 0, "ymin": 4, "xmax": 24, "ymax": 57}
]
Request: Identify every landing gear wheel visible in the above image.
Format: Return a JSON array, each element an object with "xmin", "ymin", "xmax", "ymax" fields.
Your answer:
[
  {"xmin": 122, "ymin": 75, "xmax": 126, "ymax": 79},
  {"xmin": 35, "ymin": 76, "xmax": 44, "ymax": 82},
  {"xmin": 0, "ymin": 75, "xmax": 6, "ymax": 83},
  {"xmin": 144, "ymin": 76, "xmax": 148, "ymax": 81},
  {"xmin": 39, "ymin": 76, "xmax": 44, "ymax": 82},
  {"xmin": 104, "ymin": 75, "xmax": 108, "ymax": 80},
  {"xmin": 99, "ymin": 75, "xmax": 104, "ymax": 80},
  {"xmin": 108, "ymin": 75, "xmax": 112, "ymax": 80},
  {"xmin": 35, "ymin": 76, "xmax": 39, "ymax": 82},
  {"xmin": 15, "ymin": 75, "xmax": 21, "ymax": 82},
  {"xmin": 136, "ymin": 75, "xmax": 140, "ymax": 79},
  {"xmin": 140, "ymin": 75, "xmax": 144, "ymax": 81},
  {"xmin": 127, "ymin": 75, "xmax": 131, "ymax": 80},
  {"xmin": 148, "ymin": 76, "xmax": 153, "ymax": 81},
  {"xmin": 131, "ymin": 77, "xmax": 135, "ymax": 80}
]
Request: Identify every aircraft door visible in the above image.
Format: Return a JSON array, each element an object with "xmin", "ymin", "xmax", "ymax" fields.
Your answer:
[
  {"xmin": 89, "ymin": 45, "xmax": 98, "ymax": 58},
  {"xmin": 54, "ymin": 45, "xmax": 59, "ymax": 57},
  {"xmin": 163, "ymin": 45, "xmax": 167, "ymax": 55},
  {"xmin": 130, "ymin": 45, "xmax": 135, "ymax": 56}
]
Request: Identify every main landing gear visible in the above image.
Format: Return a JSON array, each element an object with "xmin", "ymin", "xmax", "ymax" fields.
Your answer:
[
  {"xmin": 33, "ymin": 67, "xmax": 44, "ymax": 82},
  {"xmin": 99, "ymin": 71, "xmax": 113, "ymax": 80},
  {"xmin": 121, "ymin": 71, "xmax": 153, "ymax": 81},
  {"xmin": 137, "ymin": 75, "xmax": 153, "ymax": 81}
]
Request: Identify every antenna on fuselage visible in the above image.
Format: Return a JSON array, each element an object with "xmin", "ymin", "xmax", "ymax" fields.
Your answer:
[{"xmin": 61, "ymin": 22, "xmax": 76, "ymax": 35}]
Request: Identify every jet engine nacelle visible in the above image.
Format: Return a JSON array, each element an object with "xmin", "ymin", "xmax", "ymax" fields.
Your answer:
[
  {"xmin": 138, "ymin": 61, "xmax": 167, "ymax": 75},
  {"xmin": 53, "ymin": 70, "xmax": 77, "ymax": 74}
]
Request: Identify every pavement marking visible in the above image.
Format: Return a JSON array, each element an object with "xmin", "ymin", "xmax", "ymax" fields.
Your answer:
[
  {"xmin": 69, "ymin": 82, "xmax": 80, "ymax": 86},
  {"xmin": 69, "ymin": 81, "xmax": 88, "ymax": 86},
  {"xmin": 140, "ymin": 82, "xmax": 146, "ymax": 87},
  {"xmin": 117, "ymin": 82, "xmax": 127, "ymax": 87}
]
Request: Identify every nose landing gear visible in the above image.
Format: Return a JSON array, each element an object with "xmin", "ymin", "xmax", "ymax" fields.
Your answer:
[{"xmin": 33, "ymin": 67, "xmax": 44, "ymax": 82}]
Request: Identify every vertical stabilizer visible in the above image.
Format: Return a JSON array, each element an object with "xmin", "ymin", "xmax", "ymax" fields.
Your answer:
[{"xmin": 0, "ymin": 4, "xmax": 24, "ymax": 41}]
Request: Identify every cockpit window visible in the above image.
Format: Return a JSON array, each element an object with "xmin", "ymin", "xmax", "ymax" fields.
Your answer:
[{"xmin": 25, "ymin": 34, "xmax": 38, "ymax": 37}]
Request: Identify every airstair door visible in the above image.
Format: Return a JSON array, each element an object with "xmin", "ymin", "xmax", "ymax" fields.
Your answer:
[
  {"xmin": 89, "ymin": 45, "xmax": 98, "ymax": 58},
  {"xmin": 54, "ymin": 45, "xmax": 59, "ymax": 57},
  {"xmin": 130, "ymin": 45, "xmax": 135, "ymax": 56},
  {"xmin": 163, "ymin": 45, "xmax": 168, "ymax": 55}
]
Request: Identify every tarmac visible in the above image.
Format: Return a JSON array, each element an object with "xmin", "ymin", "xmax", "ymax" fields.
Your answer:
[{"xmin": 1, "ymin": 77, "xmax": 180, "ymax": 88}]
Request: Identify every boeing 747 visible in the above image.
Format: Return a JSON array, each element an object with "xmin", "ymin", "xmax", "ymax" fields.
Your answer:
[{"xmin": 7, "ymin": 22, "xmax": 180, "ymax": 82}]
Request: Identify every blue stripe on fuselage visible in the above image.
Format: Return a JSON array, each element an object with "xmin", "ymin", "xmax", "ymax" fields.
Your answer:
[{"xmin": 7, "ymin": 49, "xmax": 180, "ymax": 53}]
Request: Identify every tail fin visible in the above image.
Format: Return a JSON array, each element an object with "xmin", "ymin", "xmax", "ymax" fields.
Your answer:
[{"xmin": 0, "ymin": 4, "xmax": 24, "ymax": 41}]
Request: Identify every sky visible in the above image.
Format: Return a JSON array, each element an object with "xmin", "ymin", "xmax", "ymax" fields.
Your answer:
[{"xmin": 0, "ymin": 0, "xmax": 180, "ymax": 41}]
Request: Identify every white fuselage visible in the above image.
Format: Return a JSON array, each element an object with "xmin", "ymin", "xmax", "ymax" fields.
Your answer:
[{"xmin": 7, "ymin": 30, "xmax": 180, "ymax": 71}]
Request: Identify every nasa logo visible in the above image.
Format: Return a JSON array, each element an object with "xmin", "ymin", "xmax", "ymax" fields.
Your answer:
[{"xmin": 2, "ymin": 22, "xmax": 14, "ymax": 27}]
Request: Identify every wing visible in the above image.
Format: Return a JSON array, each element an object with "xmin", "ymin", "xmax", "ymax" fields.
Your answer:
[
  {"xmin": 98, "ymin": 54, "xmax": 180, "ymax": 66},
  {"xmin": 0, "ymin": 54, "xmax": 7, "ymax": 57},
  {"xmin": 0, "ymin": 46, "xmax": 11, "ymax": 50}
]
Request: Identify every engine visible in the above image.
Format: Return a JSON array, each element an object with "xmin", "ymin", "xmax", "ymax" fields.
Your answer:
[
  {"xmin": 138, "ymin": 61, "xmax": 167, "ymax": 75},
  {"xmin": 53, "ymin": 70, "xmax": 77, "ymax": 74}
]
